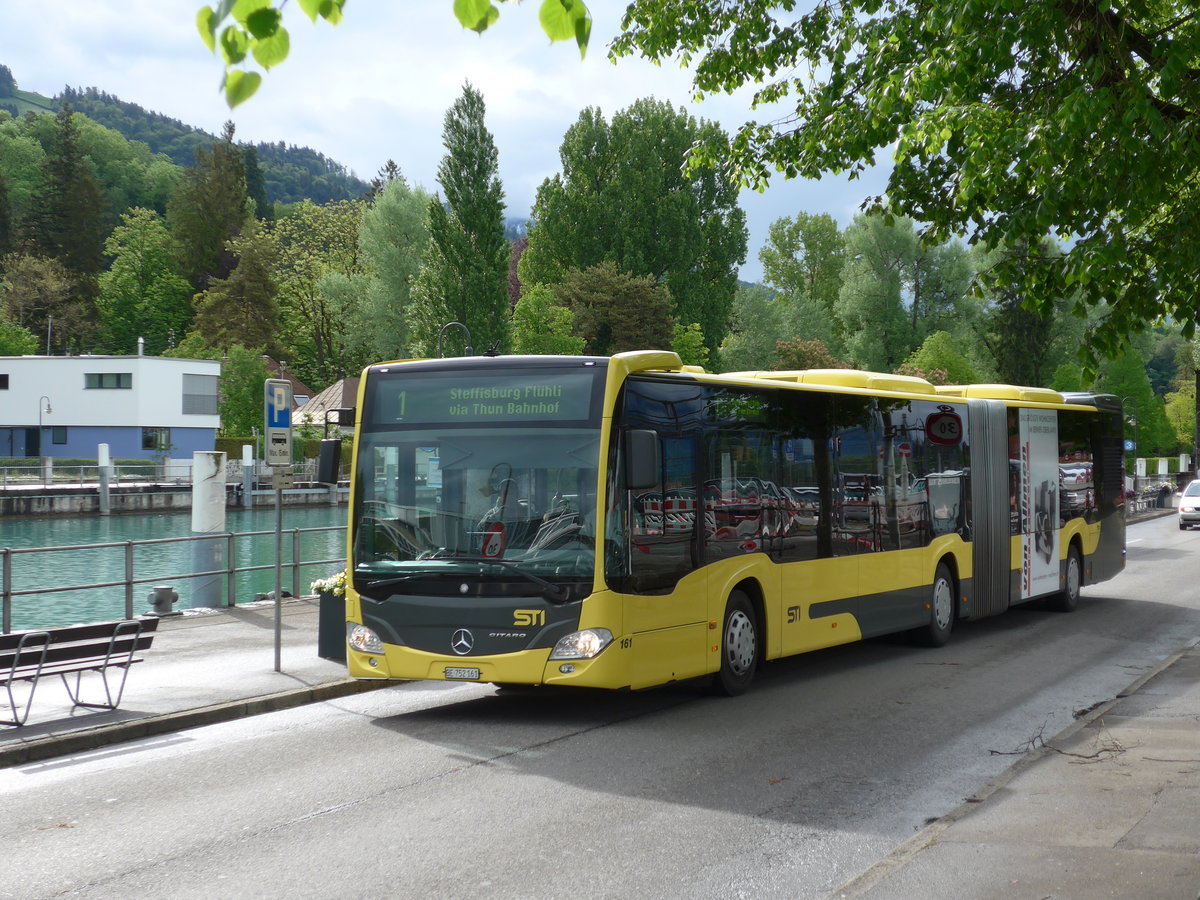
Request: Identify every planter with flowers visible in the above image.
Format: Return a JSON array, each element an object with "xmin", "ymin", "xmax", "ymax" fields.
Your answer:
[
  {"xmin": 310, "ymin": 569, "xmax": 346, "ymax": 598},
  {"xmin": 311, "ymin": 569, "xmax": 348, "ymax": 661}
]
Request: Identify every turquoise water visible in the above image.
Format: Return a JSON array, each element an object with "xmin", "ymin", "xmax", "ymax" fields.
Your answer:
[{"xmin": 2, "ymin": 505, "xmax": 350, "ymax": 631}]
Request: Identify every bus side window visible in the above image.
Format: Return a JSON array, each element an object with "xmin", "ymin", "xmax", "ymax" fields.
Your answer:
[{"xmin": 628, "ymin": 433, "xmax": 698, "ymax": 594}]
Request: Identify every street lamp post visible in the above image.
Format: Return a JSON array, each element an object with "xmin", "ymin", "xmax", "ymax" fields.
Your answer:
[
  {"xmin": 37, "ymin": 395, "xmax": 52, "ymax": 455},
  {"xmin": 38, "ymin": 395, "xmax": 52, "ymax": 485}
]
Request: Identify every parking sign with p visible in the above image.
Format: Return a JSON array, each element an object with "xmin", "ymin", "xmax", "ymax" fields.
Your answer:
[{"xmin": 264, "ymin": 379, "xmax": 293, "ymax": 467}]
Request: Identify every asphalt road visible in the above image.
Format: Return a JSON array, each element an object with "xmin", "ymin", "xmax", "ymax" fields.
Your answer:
[{"xmin": 1, "ymin": 515, "xmax": 1195, "ymax": 900}]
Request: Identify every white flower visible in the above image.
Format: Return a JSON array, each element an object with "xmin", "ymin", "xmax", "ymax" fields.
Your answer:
[{"xmin": 310, "ymin": 569, "xmax": 347, "ymax": 597}]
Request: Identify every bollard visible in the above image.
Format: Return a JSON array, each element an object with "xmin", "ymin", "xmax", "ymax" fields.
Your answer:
[
  {"xmin": 191, "ymin": 450, "xmax": 227, "ymax": 608},
  {"xmin": 98, "ymin": 443, "xmax": 112, "ymax": 516},
  {"xmin": 147, "ymin": 585, "xmax": 180, "ymax": 616}
]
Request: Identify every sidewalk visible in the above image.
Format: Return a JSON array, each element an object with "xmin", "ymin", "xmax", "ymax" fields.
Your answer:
[
  {"xmin": 3, "ymin": 537, "xmax": 1198, "ymax": 900},
  {"xmin": 838, "ymin": 638, "xmax": 1200, "ymax": 899},
  {"xmin": 0, "ymin": 596, "xmax": 387, "ymax": 768}
]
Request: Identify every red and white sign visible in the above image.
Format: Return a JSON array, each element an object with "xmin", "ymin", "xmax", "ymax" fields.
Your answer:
[
  {"xmin": 926, "ymin": 410, "xmax": 964, "ymax": 446},
  {"xmin": 481, "ymin": 522, "xmax": 507, "ymax": 558}
]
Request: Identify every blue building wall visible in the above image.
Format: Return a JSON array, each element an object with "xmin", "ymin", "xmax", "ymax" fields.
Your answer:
[{"xmin": 0, "ymin": 426, "xmax": 215, "ymax": 460}]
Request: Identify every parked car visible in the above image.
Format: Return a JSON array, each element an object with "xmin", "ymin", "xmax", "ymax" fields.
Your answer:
[{"xmin": 1179, "ymin": 480, "xmax": 1200, "ymax": 531}]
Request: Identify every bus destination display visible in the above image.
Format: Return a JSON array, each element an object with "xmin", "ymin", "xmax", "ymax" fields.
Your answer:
[{"xmin": 381, "ymin": 371, "xmax": 597, "ymax": 424}]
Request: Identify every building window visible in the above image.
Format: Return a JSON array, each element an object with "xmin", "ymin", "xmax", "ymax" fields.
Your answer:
[
  {"xmin": 143, "ymin": 427, "xmax": 170, "ymax": 451},
  {"xmin": 0, "ymin": 374, "xmax": 8, "ymax": 389},
  {"xmin": 86, "ymin": 372, "xmax": 132, "ymax": 389},
  {"xmin": 52, "ymin": 427, "xmax": 67, "ymax": 445},
  {"xmin": 182, "ymin": 373, "xmax": 219, "ymax": 415}
]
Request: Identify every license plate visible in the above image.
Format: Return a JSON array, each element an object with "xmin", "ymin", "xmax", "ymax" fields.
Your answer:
[{"xmin": 444, "ymin": 667, "xmax": 481, "ymax": 680}]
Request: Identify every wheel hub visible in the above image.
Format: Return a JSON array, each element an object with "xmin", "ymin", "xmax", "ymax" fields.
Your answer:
[{"xmin": 725, "ymin": 610, "xmax": 756, "ymax": 675}]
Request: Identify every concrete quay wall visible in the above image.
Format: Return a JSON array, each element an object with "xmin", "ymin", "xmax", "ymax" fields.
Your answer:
[{"xmin": 0, "ymin": 483, "xmax": 348, "ymax": 517}]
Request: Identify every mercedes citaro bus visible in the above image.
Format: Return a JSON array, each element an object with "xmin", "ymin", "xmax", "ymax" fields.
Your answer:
[{"xmin": 322, "ymin": 350, "xmax": 1124, "ymax": 695}]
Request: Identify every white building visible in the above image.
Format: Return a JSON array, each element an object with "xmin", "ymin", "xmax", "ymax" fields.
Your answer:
[{"xmin": 0, "ymin": 353, "xmax": 221, "ymax": 462}]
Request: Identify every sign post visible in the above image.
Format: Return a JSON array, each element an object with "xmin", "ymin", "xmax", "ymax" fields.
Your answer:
[{"xmin": 264, "ymin": 379, "xmax": 293, "ymax": 672}]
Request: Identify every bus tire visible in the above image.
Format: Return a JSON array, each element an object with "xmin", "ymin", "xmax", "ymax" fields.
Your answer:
[
  {"xmin": 1047, "ymin": 544, "xmax": 1082, "ymax": 613},
  {"xmin": 912, "ymin": 562, "xmax": 955, "ymax": 647},
  {"xmin": 712, "ymin": 590, "xmax": 758, "ymax": 696}
]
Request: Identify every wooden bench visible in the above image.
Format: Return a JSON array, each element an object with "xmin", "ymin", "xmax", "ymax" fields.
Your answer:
[{"xmin": 1, "ymin": 617, "xmax": 159, "ymax": 727}]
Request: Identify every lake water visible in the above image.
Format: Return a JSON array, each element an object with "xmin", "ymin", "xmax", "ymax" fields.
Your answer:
[{"xmin": 2, "ymin": 504, "xmax": 349, "ymax": 631}]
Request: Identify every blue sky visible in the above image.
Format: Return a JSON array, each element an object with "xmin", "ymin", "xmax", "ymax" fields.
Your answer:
[{"xmin": 1, "ymin": 0, "xmax": 889, "ymax": 283}]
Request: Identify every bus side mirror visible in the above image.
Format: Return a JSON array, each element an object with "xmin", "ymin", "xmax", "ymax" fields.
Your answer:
[
  {"xmin": 317, "ymin": 438, "xmax": 341, "ymax": 485},
  {"xmin": 625, "ymin": 429, "xmax": 660, "ymax": 491}
]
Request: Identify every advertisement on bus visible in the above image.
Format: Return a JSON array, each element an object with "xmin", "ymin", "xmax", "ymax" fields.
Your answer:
[{"xmin": 1019, "ymin": 408, "xmax": 1060, "ymax": 598}]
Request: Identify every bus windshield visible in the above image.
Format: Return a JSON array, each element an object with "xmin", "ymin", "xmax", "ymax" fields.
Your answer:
[{"xmin": 350, "ymin": 365, "xmax": 603, "ymax": 601}]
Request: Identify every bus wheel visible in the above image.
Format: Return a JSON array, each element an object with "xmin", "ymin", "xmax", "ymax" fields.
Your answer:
[
  {"xmin": 912, "ymin": 563, "xmax": 955, "ymax": 647},
  {"xmin": 713, "ymin": 590, "xmax": 758, "ymax": 696},
  {"xmin": 1047, "ymin": 544, "xmax": 1082, "ymax": 613}
]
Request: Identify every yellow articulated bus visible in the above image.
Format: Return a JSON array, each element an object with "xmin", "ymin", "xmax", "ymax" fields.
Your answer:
[{"xmin": 329, "ymin": 350, "xmax": 1125, "ymax": 695}]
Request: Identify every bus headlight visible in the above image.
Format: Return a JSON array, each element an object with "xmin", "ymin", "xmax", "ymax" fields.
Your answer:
[
  {"xmin": 347, "ymin": 624, "xmax": 384, "ymax": 654},
  {"xmin": 549, "ymin": 628, "xmax": 613, "ymax": 660}
]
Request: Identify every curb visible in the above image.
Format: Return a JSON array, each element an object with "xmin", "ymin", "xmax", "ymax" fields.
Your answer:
[
  {"xmin": 0, "ymin": 677, "xmax": 394, "ymax": 769},
  {"xmin": 831, "ymin": 635, "xmax": 1200, "ymax": 899}
]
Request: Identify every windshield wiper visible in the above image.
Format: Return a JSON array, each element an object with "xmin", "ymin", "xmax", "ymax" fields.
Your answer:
[
  {"xmin": 356, "ymin": 571, "xmax": 442, "ymax": 599},
  {"xmin": 359, "ymin": 557, "xmax": 568, "ymax": 603},
  {"xmin": 438, "ymin": 556, "xmax": 569, "ymax": 603}
]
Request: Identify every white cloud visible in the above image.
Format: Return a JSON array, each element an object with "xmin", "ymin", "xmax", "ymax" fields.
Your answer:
[{"xmin": 1, "ymin": 0, "xmax": 890, "ymax": 283}]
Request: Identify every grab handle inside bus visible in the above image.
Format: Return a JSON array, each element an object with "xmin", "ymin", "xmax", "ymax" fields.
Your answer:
[{"xmin": 625, "ymin": 429, "xmax": 660, "ymax": 491}]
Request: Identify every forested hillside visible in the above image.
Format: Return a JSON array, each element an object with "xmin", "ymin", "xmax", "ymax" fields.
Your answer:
[{"xmin": 1, "ymin": 79, "xmax": 370, "ymax": 205}]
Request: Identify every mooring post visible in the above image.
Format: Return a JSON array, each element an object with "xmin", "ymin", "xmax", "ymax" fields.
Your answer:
[
  {"xmin": 97, "ymin": 443, "xmax": 111, "ymax": 516},
  {"xmin": 241, "ymin": 444, "xmax": 254, "ymax": 508},
  {"xmin": 190, "ymin": 450, "xmax": 228, "ymax": 608}
]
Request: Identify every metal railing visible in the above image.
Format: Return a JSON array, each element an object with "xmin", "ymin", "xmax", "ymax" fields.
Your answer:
[
  {"xmin": 2, "ymin": 525, "xmax": 346, "ymax": 633},
  {"xmin": 0, "ymin": 459, "xmax": 348, "ymax": 488}
]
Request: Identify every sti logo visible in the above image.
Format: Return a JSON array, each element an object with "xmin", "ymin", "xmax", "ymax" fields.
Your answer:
[{"xmin": 513, "ymin": 609, "xmax": 545, "ymax": 627}]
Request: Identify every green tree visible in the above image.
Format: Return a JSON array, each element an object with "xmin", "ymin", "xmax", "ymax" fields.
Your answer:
[
  {"xmin": 0, "ymin": 252, "xmax": 86, "ymax": 352},
  {"xmin": 976, "ymin": 238, "xmax": 1073, "ymax": 387},
  {"xmin": 897, "ymin": 332, "xmax": 980, "ymax": 386},
  {"xmin": 834, "ymin": 215, "xmax": 918, "ymax": 371},
  {"xmin": 511, "ymin": 283, "xmax": 584, "ymax": 355},
  {"xmin": 557, "ymin": 261, "xmax": 675, "ymax": 356},
  {"xmin": 0, "ymin": 174, "xmax": 12, "ymax": 260},
  {"xmin": 773, "ymin": 338, "xmax": 846, "ymax": 371},
  {"xmin": 717, "ymin": 283, "xmax": 786, "ymax": 373},
  {"xmin": 1098, "ymin": 350, "xmax": 1176, "ymax": 458},
  {"xmin": 268, "ymin": 198, "xmax": 365, "ymax": 385},
  {"xmin": 759, "ymin": 213, "xmax": 845, "ymax": 351},
  {"xmin": 835, "ymin": 213, "xmax": 975, "ymax": 372},
  {"xmin": 97, "ymin": 208, "xmax": 193, "ymax": 355},
  {"xmin": 217, "ymin": 346, "xmax": 273, "ymax": 438},
  {"xmin": 411, "ymin": 83, "xmax": 510, "ymax": 356},
  {"xmin": 1145, "ymin": 327, "xmax": 1185, "ymax": 397},
  {"xmin": 0, "ymin": 318, "xmax": 38, "ymax": 355},
  {"xmin": 672, "ymin": 322, "xmax": 709, "ymax": 368},
  {"xmin": 24, "ymin": 103, "xmax": 105, "ymax": 346},
  {"xmin": 167, "ymin": 120, "xmax": 250, "ymax": 292},
  {"xmin": 1170, "ymin": 340, "xmax": 1199, "ymax": 463},
  {"xmin": 0, "ymin": 112, "xmax": 46, "ymax": 224},
  {"xmin": 612, "ymin": 3, "xmax": 1200, "ymax": 360},
  {"xmin": 191, "ymin": 222, "xmax": 279, "ymax": 352},
  {"xmin": 352, "ymin": 175, "xmax": 432, "ymax": 362},
  {"xmin": 1164, "ymin": 383, "xmax": 1196, "ymax": 456},
  {"xmin": 520, "ymin": 98, "xmax": 746, "ymax": 355},
  {"xmin": 242, "ymin": 143, "xmax": 272, "ymax": 221}
]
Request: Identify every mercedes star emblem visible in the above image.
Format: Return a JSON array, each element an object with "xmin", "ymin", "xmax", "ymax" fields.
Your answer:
[{"xmin": 451, "ymin": 629, "xmax": 474, "ymax": 655}]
